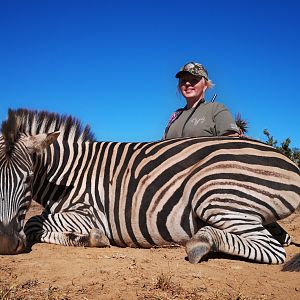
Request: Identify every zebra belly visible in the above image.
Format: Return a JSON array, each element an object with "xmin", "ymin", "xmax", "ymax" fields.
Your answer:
[
  {"xmin": 111, "ymin": 226, "xmax": 192, "ymax": 248},
  {"xmin": 108, "ymin": 207, "xmax": 196, "ymax": 248}
]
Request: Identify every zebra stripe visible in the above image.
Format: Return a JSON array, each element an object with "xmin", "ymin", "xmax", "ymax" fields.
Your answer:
[{"xmin": 0, "ymin": 109, "xmax": 299, "ymax": 264}]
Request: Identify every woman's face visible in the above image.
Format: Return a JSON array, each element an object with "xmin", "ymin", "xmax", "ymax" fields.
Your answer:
[{"xmin": 179, "ymin": 74, "xmax": 206, "ymax": 101}]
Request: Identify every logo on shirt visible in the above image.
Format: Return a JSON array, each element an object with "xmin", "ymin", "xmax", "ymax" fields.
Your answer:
[{"xmin": 190, "ymin": 116, "xmax": 206, "ymax": 126}]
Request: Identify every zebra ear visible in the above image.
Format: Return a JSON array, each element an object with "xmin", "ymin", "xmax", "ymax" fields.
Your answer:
[{"xmin": 23, "ymin": 131, "xmax": 60, "ymax": 154}]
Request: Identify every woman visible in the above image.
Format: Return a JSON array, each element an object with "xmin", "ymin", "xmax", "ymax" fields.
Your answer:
[{"xmin": 163, "ymin": 62, "xmax": 240, "ymax": 139}]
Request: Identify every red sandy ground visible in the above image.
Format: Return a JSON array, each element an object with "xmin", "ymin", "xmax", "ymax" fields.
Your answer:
[{"xmin": 0, "ymin": 202, "xmax": 299, "ymax": 300}]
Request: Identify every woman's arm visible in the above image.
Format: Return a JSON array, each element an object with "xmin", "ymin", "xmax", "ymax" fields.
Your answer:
[{"xmin": 212, "ymin": 103, "xmax": 240, "ymax": 136}]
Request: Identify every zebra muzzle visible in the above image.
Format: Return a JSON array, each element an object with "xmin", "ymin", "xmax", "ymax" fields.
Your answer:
[{"xmin": 0, "ymin": 220, "xmax": 26, "ymax": 255}]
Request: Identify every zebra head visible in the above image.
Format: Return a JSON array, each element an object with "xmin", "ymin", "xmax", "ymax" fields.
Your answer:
[{"xmin": 0, "ymin": 111, "xmax": 59, "ymax": 254}]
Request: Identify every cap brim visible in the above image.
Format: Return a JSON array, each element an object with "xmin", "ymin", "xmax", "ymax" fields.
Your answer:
[
  {"xmin": 175, "ymin": 70, "xmax": 206, "ymax": 79},
  {"xmin": 175, "ymin": 71, "xmax": 191, "ymax": 78}
]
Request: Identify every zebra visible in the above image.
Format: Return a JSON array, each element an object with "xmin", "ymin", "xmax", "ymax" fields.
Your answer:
[{"xmin": 0, "ymin": 108, "xmax": 299, "ymax": 264}]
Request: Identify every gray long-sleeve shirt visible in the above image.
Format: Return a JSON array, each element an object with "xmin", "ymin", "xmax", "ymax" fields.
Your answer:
[{"xmin": 164, "ymin": 101, "xmax": 239, "ymax": 139}]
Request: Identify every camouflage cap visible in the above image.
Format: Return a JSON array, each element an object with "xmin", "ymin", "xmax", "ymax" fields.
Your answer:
[{"xmin": 175, "ymin": 62, "xmax": 209, "ymax": 80}]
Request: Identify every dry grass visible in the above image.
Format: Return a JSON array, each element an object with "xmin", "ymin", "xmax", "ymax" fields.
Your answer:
[
  {"xmin": 0, "ymin": 281, "xmax": 68, "ymax": 300},
  {"xmin": 134, "ymin": 272, "xmax": 268, "ymax": 300}
]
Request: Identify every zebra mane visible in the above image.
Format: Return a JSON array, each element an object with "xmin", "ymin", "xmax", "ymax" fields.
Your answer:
[
  {"xmin": 1, "ymin": 110, "xmax": 19, "ymax": 156},
  {"xmin": 1, "ymin": 109, "xmax": 95, "ymax": 154}
]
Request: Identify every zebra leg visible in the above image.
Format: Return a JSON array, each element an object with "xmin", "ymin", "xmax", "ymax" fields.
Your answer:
[
  {"xmin": 264, "ymin": 222, "xmax": 292, "ymax": 246},
  {"xmin": 24, "ymin": 212, "xmax": 110, "ymax": 248},
  {"xmin": 185, "ymin": 225, "xmax": 286, "ymax": 264}
]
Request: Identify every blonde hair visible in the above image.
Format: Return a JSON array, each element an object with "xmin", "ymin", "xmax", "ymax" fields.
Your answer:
[{"xmin": 206, "ymin": 79, "xmax": 214, "ymax": 89}]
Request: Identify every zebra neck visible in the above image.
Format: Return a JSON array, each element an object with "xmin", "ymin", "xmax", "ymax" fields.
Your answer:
[{"xmin": 31, "ymin": 140, "xmax": 140, "ymax": 209}]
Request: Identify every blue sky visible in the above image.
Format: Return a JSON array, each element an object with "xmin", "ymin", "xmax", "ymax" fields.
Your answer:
[{"xmin": 0, "ymin": 0, "xmax": 299, "ymax": 147}]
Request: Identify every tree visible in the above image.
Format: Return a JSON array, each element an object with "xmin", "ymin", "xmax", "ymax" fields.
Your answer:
[
  {"xmin": 234, "ymin": 114, "xmax": 300, "ymax": 168},
  {"xmin": 263, "ymin": 129, "xmax": 277, "ymax": 147},
  {"xmin": 263, "ymin": 129, "xmax": 300, "ymax": 168}
]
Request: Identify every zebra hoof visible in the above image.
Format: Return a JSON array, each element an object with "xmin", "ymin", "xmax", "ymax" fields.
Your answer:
[
  {"xmin": 89, "ymin": 228, "xmax": 110, "ymax": 247},
  {"xmin": 185, "ymin": 239, "xmax": 211, "ymax": 264}
]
